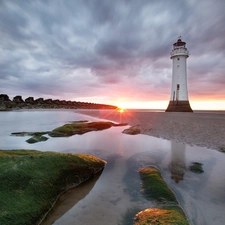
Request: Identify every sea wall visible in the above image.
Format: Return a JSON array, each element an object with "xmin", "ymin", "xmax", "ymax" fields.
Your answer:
[{"xmin": 0, "ymin": 94, "xmax": 117, "ymax": 111}]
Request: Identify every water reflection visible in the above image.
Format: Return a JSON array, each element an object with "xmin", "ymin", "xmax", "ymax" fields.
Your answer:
[
  {"xmin": 1, "ymin": 110, "xmax": 225, "ymax": 225},
  {"xmin": 170, "ymin": 142, "xmax": 186, "ymax": 183},
  {"xmin": 41, "ymin": 170, "xmax": 103, "ymax": 225}
]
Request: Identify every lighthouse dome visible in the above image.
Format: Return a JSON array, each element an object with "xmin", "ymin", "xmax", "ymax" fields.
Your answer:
[{"xmin": 173, "ymin": 38, "xmax": 186, "ymax": 47}]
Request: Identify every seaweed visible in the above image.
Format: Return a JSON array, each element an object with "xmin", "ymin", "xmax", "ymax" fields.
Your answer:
[{"xmin": 189, "ymin": 162, "xmax": 204, "ymax": 174}]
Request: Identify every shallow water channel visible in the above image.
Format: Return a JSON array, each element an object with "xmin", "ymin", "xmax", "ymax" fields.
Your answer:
[{"xmin": 0, "ymin": 110, "xmax": 225, "ymax": 225}]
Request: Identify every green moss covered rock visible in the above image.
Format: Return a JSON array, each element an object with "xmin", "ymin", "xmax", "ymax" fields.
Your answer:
[
  {"xmin": 26, "ymin": 135, "xmax": 48, "ymax": 144},
  {"xmin": 11, "ymin": 132, "xmax": 49, "ymax": 137},
  {"xmin": 139, "ymin": 167, "xmax": 178, "ymax": 204},
  {"xmin": 189, "ymin": 162, "xmax": 204, "ymax": 174},
  {"xmin": 49, "ymin": 121, "xmax": 115, "ymax": 137},
  {"xmin": 11, "ymin": 121, "xmax": 127, "ymax": 140},
  {"xmin": 0, "ymin": 150, "xmax": 106, "ymax": 225},
  {"xmin": 137, "ymin": 167, "xmax": 190, "ymax": 225},
  {"xmin": 134, "ymin": 206, "xmax": 189, "ymax": 225}
]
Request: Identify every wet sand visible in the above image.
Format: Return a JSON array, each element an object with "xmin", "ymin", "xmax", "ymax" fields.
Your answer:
[{"xmin": 77, "ymin": 110, "xmax": 225, "ymax": 150}]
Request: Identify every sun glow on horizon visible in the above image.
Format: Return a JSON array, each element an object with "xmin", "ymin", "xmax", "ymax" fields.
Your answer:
[
  {"xmin": 115, "ymin": 100, "xmax": 225, "ymax": 110},
  {"xmin": 116, "ymin": 101, "xmax": 168, "ymax": 110},
  {"xmin": 190, "ymin": 101, "xmax": 225, "ymax": 110},
  {"xmin": 117, "ymin": 108, "xmax": 125, "ymax": 113}
]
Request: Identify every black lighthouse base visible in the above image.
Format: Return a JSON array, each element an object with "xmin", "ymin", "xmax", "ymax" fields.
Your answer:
[{"xmin": 165, "ymin": 100, "xmax": 193, "ymax": 112}]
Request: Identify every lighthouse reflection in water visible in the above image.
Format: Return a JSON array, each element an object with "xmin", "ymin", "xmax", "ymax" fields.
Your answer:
[{"xmin": 170, "ymin": 142, "xmax": 186, "ymax": 183}]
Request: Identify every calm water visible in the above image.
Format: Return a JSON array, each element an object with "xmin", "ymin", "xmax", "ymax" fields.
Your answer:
[{"xmin": 0, "ymin": 110, "xmax": 225, "ymax": 225}]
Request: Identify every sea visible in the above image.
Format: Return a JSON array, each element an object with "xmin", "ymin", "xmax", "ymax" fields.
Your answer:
[{"xmin": 0, "ymin": 109, "xmax": 225, "ymax": 225}]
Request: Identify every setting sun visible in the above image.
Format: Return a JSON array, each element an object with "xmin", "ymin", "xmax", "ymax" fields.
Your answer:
[{"xmin": 117, "ymin": 108, "xmax": 125, "ymax": 113}]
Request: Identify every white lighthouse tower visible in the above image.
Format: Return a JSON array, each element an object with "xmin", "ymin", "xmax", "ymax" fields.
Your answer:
[{"xmin": 166, "ymin": 38, "xmax": 193, "ymax": 112}]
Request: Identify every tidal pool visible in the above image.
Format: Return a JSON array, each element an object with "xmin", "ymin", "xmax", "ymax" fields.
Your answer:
[{"xmin": 0, "ymin": 110, "xmax": 224, "ymax": 225}]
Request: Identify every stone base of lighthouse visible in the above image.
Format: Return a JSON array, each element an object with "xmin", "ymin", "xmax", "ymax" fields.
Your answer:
[{"xmin": 165, "ymin": 101, "xmax": 193, "ymax": 112}]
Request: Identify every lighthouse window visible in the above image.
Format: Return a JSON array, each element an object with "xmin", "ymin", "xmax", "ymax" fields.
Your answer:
[
  {"xmin": 177, "ymin": 58, "xmax": 180, "ymax": 61},
  {"xmin": 177, "ymin": 65, "xmax": 180, "ymax": 68}
]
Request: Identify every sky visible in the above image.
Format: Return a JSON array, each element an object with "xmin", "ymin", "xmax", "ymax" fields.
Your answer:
[{"xmin": 0, "ymin": 0, "xmax": 225, "ymax": 110}]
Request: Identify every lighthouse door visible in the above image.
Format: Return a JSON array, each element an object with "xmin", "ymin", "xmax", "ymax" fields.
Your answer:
[{"xmin": 176, "ymin": 84, "xmax": 180, "ymax": 102}]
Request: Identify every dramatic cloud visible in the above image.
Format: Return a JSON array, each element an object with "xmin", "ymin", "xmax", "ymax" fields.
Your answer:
[{"xmin": 0, "ymin": 0, "xmax": 225, "ymax": 108}]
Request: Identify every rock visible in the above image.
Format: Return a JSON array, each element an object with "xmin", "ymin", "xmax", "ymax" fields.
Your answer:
[
  {"xmin": 0, "ymin": 103, "xmax": 8, "ymax": 111},
  {"xmin": 139, "ymin": 167, "xmax": 178, "ymax": 204},
  {"xmin": 26, "ymin": 135, "xmax": 48, "ymax": 144},
  {"xmin": 134, "ymin": 207, "xmax": 189, "ymax": 225},
  {"xmin": 52, "ymin": 99, "xmax": 60, "ymax": 105},
  {"xmin": 122, "ymin": 126, "xmax": 141, "ymax": 135},
  {"xmin": 189, "ymin": 162, "xmax": 204, "ymax": 173},
  {"xmin": 219, "ymin": 147, "xmax": 225, "ymax": 153},
  {"xmin": 0, "ymin": 150, "xmax": 106, "ymax": 225},
  {"xmin": 44, "ymin": 99, "xmax": 53, "ymax": 104},
  {"xmin": 35, "ymin": 98, "xmax": 44, "ymax": 104},
  {"xmin": 49, "ymin": 121, "xmax": 117, "ymax": 137},
  {"xmin": 25, "ymin": 97, "xmax": 35, "ymax": 104},
  {"xmin": 13, "ymin": 95, "xmax": 24, "ymax": 103},
  {"xmin": 11, "ymin": 122, "xmax": 127, "ymax": 141},
  {"xmin": 135, "ymin": 167, "xmax": 190, "ymax": 224},
  {"xmin": 11, "ymin": 131, "xmax": 49, "ymax": 137},
  {"xmin": 0, "ymin": 94, "xmax": 10, "ymax": 102}
]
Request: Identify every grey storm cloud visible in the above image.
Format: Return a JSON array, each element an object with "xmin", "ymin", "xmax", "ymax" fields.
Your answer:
[{"xmin": 0, "ymin": 0, "xmax": 225, "ymax": 104}]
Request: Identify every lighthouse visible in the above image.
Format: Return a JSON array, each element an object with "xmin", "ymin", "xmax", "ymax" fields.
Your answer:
[{"xmin": 166, "ymin": 38, "xmax": 193, "ymax": 112}]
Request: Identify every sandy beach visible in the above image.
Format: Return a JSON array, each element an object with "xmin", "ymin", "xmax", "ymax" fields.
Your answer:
[{"xmin": 78, "ymin": 110, "xmax": 225, "ymax": 151}]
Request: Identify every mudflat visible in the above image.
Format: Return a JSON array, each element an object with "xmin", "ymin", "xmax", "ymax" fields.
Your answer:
[{"xmin": 78, "ymin": 110, "xmax": 225, "ymax": 150}]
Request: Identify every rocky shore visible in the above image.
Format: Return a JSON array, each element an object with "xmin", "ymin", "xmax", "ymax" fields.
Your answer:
[{"xmin": 0, "ymin": 94, "xmax": 117, "ymax": 111}]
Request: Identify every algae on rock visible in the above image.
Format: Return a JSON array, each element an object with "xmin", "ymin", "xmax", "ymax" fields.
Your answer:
[
  {"xmin": 136, "ymin": 167, "xmax": 190, "ymax": 225},
  {"xmin": 11, "ymin": 121, "xmax": 127, "ymax": 142},
  {"xmin": 139, "ymin": 167, "xmax": 178, "ymax": 205},
  {"xmin": 0, "ymin": 150, "xmax": 106, "ymax": 225},
  {"xmin": 49, "ymin": 121, "xmax": 113, "ymax": 137},
  {"xmin": 26, "ymin": 135, "xmax": 48, "ymax": 144},
  {"xmin": 189, "ymin": 162, "xmax": 204, "ymax": 174},
  {"xmin": 134, "ymin": 207, "xmax": 189, "ymax": 225}
]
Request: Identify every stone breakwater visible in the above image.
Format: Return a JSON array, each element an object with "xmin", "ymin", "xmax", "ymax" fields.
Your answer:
[{"xmin": 0, "ymin": 94, "xmax": 117, "ymax": 111}]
